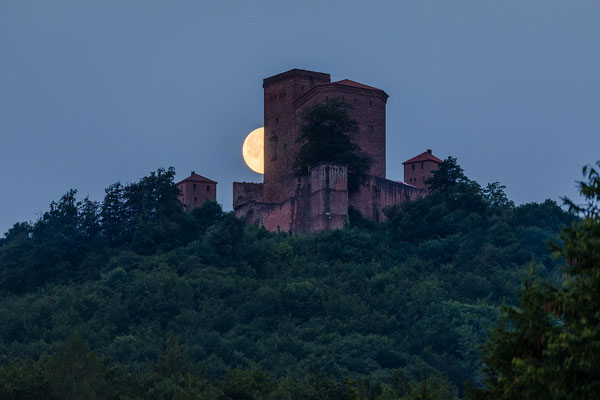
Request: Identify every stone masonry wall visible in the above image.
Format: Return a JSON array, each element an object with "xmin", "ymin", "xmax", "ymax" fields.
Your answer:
[
  {"xmin": 233, "ymin": 199, "xmax": 294, "ymax": 232},
  {"xmin": 297, "ymin": 163, "xmax": 348, "ymax": 233},
  {"xmin": 233, "ymin": 163, "xmax": 349, "ymax": 234},
  {"xmin": 233, "ymin": 182, "xmax": 263, "ymax": 208}
]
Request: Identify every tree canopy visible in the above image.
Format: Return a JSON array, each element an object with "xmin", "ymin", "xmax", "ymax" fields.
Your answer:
[
  {"xmin": 0, "ymin": 160, "xmax": 577, "ymax": 399},
  {"xmin": 470, "ymin": 161, "xmax": 600, "ymax": 400}
]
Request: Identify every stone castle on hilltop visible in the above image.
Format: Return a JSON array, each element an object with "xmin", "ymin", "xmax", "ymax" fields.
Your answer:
[{"xmin": 231, "ymin": 68, "xmax": 443, "ymax": 234}]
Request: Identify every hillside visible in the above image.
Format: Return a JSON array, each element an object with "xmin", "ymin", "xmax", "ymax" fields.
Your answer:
[{"xmin": 0, "ymin": 160, "xmax": 574, "ymax": 399}]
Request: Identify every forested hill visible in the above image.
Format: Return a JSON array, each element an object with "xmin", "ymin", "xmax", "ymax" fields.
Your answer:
[{"xmin": 0, "ymin": 159, "xmax": 574, "ymax": 399}]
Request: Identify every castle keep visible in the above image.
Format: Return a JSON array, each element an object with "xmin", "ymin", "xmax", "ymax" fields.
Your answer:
[{"xmin": 233, "ymin": 69, "xmax": 441, "ymax": 233}]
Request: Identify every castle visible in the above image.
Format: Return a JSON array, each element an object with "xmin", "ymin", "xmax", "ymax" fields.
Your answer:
[{"xmin": 232, "ymin": 68, "xmax": 442, "ymax": 234}]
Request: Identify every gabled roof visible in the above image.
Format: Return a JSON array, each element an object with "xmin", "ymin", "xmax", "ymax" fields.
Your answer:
[
  {"xmin": 331, "ymin": 79, "xmax": 385, "ymax": 93},
  {"xmin": 176, "ymin": 172, "xmax": 217, "ymax": 185},
  {"xmin": 402, "ymin": 150, "xmax": 443, "ymax": 165}
]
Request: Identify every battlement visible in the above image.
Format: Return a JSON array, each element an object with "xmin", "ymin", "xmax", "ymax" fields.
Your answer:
[
  {"xmin": 263, "ymin": 69, "xmax": 330, "ymax": 89},
  {"xmin": 233, "ymin": 182, "xmax": 264, "ymax": 208}
]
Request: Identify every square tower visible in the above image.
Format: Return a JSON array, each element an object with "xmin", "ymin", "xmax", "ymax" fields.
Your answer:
[
  {"xmin": 262, "ymin": 69, "xmax": 330, "ymax": 203},
  {"xmin": 176, "ymin": 172, "xmax": 217, "ymax": 209},
  {"xmin": 402, "ymin": 149, "xmax": 442, "ymax": 190}
]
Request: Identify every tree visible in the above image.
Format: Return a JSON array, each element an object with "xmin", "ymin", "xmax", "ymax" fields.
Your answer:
[
  {"xmin": 28, "ymin": 190, "xmax": 101, "ymax": 286},
  {"xmin": 470, "ymin": 160, "xmax": 600, "ymax": 399},
  {"xmin": 482, "ymin": 182, "xmax": 514, "ymax": 211},
  {"xmin": 0, "ymin": 360, "xmax": 52, "ymax": 400},
  {"xmin": 426, "ymin": 157, "xmax": 470, "ymax": 193},
  {"xmin": 217, "ymin": 366, "xmax": 275, "ymax": 400},
  {"xmin": 123, "ymin": 167, "xmax": 182, "ymax": 225},
  {"xmin": 100, "ymin": 182, "xmax": 129, "ymax": 244},
  {"xmin": 124, "ymin": 167, "xmax": 187, "ymax": 253},
  {"xmin": 46, "ymin": 333, "xmax": 110, "ymax": 400},
  {"xmin": 546, "ymin": 160, "xmax": 600, "ymax": 398},
  {"xmin": 401, "ymin": 373, "xmax": 460, "ymax": 400},
  {"xmin": 293, "ymin": 98, "xmax": 370, "ymax": 193},
  {"xmin": 468, "ymin": 271, "xmax": 557, "ymax": 400},
  {"xmin": 154, "ymin": 336, "xmax": 190, "ymax": 378},
  {"xmin": 0, "ymin": 160, "xmax": 576, "ymax": 396},
  {"xmin": 425, "ymin": 157, "xmax": 485, "ymax": 210}
]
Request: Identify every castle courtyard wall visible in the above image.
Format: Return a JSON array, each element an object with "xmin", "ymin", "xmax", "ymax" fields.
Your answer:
[{"xmin": 349, "ymin": 176, "xmax": 426, "ymax": 222}]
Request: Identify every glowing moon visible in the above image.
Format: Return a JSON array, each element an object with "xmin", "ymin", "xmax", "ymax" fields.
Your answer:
[{"xmin": 242, "ymin": 127, "xmax": 264, "ymax": 174}]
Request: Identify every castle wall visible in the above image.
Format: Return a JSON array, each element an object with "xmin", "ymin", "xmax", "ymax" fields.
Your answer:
[
  {"xmin": 234, "ymin": 200, "xmax": 294, "ymax": 233},
  {"xmin": 233, "ymin": 182, "xmax": 263, "ymax": 208},
  {"xmin": 299, "ymin": 163, "xmax": 348, "ymax": 233},
  {"xmin": 233, "ymin": 181, "xmax": 295, "ymax": 232},
  {"xmin": 349, "ymin": 176, "xmax": 426, "ymax": 222},
  {"xmin": 233, "ymin": 163, "xmax": 348, "ymax": 234}
]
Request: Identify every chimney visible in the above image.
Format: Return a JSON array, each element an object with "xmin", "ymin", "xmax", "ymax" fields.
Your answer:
[
  {"xmin": 191, "ymin": 171, "xmax": 195, "ymax": 175},
  {"xmin": 427, "ymin": 149, "xmax": 432, "ymax": 155}
]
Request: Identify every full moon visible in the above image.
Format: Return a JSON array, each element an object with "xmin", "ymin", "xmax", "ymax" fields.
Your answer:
[{"xmin": 242, "ymin": 127, "xmax": 264, "ymax": 174}]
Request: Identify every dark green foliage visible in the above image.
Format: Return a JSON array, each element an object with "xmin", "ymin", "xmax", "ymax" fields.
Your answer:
[
  {"xmin": 0, "ymin": 333, "xmax": 111, "ymax": 400},
  {"xmin": 100, "ymin": 182, "xmax": 128, "ymax": 244},
  {"xmin": 0, "ymin": 161, "xmax": 575, "ymax": 398},
  {"xmin": 218, "ymin": 366, "xmax": 276, "ymax": 400},
  {"xmin": 0, "ymin": 359, "xmax": 51, "ymax": 400},
  {"xmin": 401, "ymin": 373, "xmax": 460, "ymax": 400},
  {"xmin": 293, "ymin": 98, "xmax": 371, "ymax": 193},
  {"xmin": 154, "ymin": 336, "xmax": 191, "ymax": 378},
  {"xmin": 426, "ymin": 156, "xmax": 471, "ymax": 193},
  {"xmin": 470, "ymin": 161, "xmax": 600, "ymax": 400},
  {"xmin": 46, "ymin": 332, "xmax": 110, "ymax": 400},
  {"xmin": 0, "ymin": 167, "xmax": 199, "ymax": 292}
]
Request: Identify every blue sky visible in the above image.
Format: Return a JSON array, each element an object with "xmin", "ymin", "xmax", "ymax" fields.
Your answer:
[{"xmin": 1, "ymin": 1, "xmax": 599, "ymax": 233}]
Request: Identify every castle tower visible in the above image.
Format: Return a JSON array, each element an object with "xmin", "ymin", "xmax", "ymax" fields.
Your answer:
[
  {"xmin": 176, "ymin": 171, "xmax": 217, "ymax": 209},
  {"xmin": 263, "ymin": 69, "xmax": 331, "ymax": 204},
  {"xmin": 294, "ymin": 79, "xmax": 388, "ymax": 179},
  {"xmin": 402, "ymin": 149, "xmax": 442, "ymax": 190}
]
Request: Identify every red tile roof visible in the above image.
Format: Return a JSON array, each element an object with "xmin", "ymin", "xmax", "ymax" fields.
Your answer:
[
  {"xmin": 176, "ymin": 172, "xmax": 217, "ymax": 185},
  {"xmin": 402, "ymin": 150, "xmax": 443, "ymax": 164},
  {"xmin": 331, "ymin": 79, "xmax": 384, "ymax": 92}
]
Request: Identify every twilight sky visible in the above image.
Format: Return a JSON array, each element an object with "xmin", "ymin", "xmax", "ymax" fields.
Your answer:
[{"xmin": 1, "ymin": 1, "xmax": 599, "ymax": 234}]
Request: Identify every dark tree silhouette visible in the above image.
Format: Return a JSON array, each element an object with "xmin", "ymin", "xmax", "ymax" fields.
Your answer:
[
  {"xmin": 293, "ymin": 98, "xmax": 370, "ymax": 193},
  {"xmin": 470, "ymin": 161, "xmax": 600, "ymax": 400}
]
